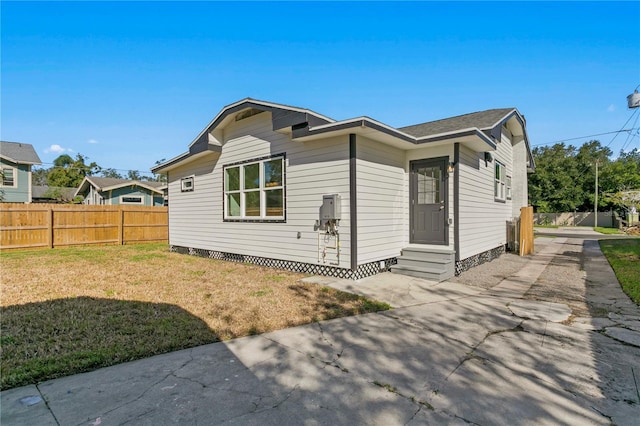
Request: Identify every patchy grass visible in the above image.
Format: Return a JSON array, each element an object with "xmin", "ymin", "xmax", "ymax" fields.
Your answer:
[
  {"xmin": 0, "ymin": 243, "xmax": 390, "ymax": 390},
  {"xmin": 599, "ymin": 239, "xmax": 640, "ymax": 305},
  {"xmin": 534, "ymin": 225, "xmax": 559, "ymax": 229},
  {"xmin": 594, "ymin": 227, "xmax": 623, "ymax": 235}
]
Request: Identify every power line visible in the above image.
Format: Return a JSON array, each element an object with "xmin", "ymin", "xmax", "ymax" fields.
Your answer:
[
  {"xmin": 34, "ymin": 162, "xmax": 158, "ymax": 176},
  {"xmin": 620, "ymin": 113, "xmax": 640, "ymax": 152},
  {"xmin": 533, "ymin": 128, "xmax": 637, "ymax": 147},
  {"xmin": 604, "ymin": 108, "xmax": 639, "ymax": 149}
]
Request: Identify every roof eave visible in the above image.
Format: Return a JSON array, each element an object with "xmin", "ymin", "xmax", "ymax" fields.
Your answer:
[
  {"xmin": 187, "ymin": 98, "xmax": 335, "ymax": 150},
  {"xmin": 102, "ymin": 182, "xmax": 164, "ymax": 194},
  {"xmin": 0, "ymin": 154, "xmax": 42, "ymax": 165},
  {"xmin": 151, "ymin": 148, "xmax": 220, "ymax": 174},
  {"xmin": 293, "ymin": 119, "xmax": 496, "ymax": 151}
]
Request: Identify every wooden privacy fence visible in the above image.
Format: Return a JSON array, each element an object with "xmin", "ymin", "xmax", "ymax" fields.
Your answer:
[
  {"xmin": 0, "ymin": 204, "xmax": 168, "ymax": 251},
  {"xmin": 519, "ymin": 206, "xmax": 534, "ymax": 256}
]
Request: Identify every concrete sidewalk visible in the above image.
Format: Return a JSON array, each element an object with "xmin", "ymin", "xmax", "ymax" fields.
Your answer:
[{"xmin": 2, "ymin": 237, "xmax": 639, "ymax": 425}]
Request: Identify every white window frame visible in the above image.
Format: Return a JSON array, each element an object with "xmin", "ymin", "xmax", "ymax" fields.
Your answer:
[
  {"xmin": 1, "ymin": 166, "xmax": 17, "ymax": 187},
  {"xmin": 506, "ymin": 175, "xmax": 512, "ymax": 200},
  {"xmin": 223, "ymin": 155, "xmax": 285, "ymax": 221},
  {"xmin": 181, "ymin": 176, "xmax": 194, "ymax": 192},
  {"xmin": 495, "ymin": 161, "xmax": 506, "ymax": 201},
  {"xmin": 120, "ymin": 195, "xmax": 144, "ymax": 205}
]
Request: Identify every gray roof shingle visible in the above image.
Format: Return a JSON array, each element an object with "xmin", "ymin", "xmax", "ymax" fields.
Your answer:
[
  {"xmin": 399, "ymin": 108, "xmax": 515, "ymax": 138},
  {"xmin": 0, "ymin": 141, "xmax": 42, "ymax": 164}
]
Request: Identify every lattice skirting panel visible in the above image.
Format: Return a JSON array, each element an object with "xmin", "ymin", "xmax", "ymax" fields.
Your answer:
[
  {"xmin": 455, "ymin": 245, "xmax": 506, "ymax": 275},
  {"xmin": 170, "ymin": 245, "xmax": 398, "ymax": 280}
]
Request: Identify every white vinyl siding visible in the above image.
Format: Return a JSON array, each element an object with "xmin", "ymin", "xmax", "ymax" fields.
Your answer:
[
  {"xmin": 166, "ymin": 112, "xmax": 352, "ymax": 267},
  {"xmin": 457, "ymin": 132, "xmax": 513, "ymax": 260},
  {"xmin": 356, "ymin": 137, "xmax": 406, "ymax": 264}
]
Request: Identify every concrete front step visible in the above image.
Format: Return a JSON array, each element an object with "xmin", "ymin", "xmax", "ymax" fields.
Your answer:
[
  {"xmin": 391, "ymin": 246, "xmax": 456, "ymax": 282},
  {"xmin": 396, "ymin": 254, "xmax": 452, "ymax": 267},
  {"xmin": 390, "ymin": 264, "xmax": 453, "ymax": 281}
]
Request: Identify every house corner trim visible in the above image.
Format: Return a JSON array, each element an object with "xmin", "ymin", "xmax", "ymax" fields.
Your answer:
[
  {"xmin": 454, "ymin": 142, "xmax": 460, "ymax": 262},
  {"xmin": 349, "ymin": 133, "xmax": 357, "ymax": 271}
]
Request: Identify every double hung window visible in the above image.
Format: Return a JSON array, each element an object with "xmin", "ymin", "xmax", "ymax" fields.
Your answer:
[
  {"xmin": 224, "ymin": 155, "xmax": 284, "ymax": 220},
  {"xmin": 1, "ymin": 167, "xmax": 15, "ymax": 187},
  {"xmin": 495, "ymin": 161, "xmax": 506, "ymax": 201}
]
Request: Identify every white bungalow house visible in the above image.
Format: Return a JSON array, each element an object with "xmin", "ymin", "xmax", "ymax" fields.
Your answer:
[{"xmin": 152, "ymin": 98, "xmax": 534, "ymax": 281}]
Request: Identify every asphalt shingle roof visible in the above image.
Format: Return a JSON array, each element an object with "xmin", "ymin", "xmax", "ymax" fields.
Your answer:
[
  {"xmin": 399, "ymin": 108, "xmax": 515, "ymax": 138},
  {"xmin": 87, "ymin": 177, "xmax": 165, "ymax": 190},
  {"xmin": 0, "ymin": 141, "xmax": 42, "ymax": 164}
]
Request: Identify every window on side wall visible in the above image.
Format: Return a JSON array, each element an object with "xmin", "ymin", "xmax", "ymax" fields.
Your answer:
[
  {"xmin": 1, "ymin": 167, "xmax": 16, "ymax": 187},
  {"xmin": 181, "ymin": 176, "xmax": 194, "ymax": 192},
  {"xmin": 506, "ymin": 175, "xmax": 512, "ymax": 200},
  {"xmin": 120, "ymin": 196, "xmax": 143, "ymax": 204},
  {"xmin": 224, "ymin": 155, "xmax": 285, "ymax": 221},
  {"xmin": 495, "ymin": 161, "xmax": 506, "ymax": 201}
]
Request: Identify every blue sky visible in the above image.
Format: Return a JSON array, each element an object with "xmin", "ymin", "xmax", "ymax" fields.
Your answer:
[{"xmin": 2, "ymin": 1, "xmax": 639, "ymax": 176}]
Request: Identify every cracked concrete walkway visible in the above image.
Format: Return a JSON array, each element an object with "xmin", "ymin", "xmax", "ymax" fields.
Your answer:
[{"xmin": 2, "ymin": 236, "xmax": 639, "ymax": 425}]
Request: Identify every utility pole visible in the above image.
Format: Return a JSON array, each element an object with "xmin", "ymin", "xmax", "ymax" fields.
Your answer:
[{"xmin": 594, "ymin": 160, "xmax": 598, "ymax": 228}]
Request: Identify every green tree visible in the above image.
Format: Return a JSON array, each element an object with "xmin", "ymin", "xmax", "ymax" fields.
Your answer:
[
  {"xmin": 601, "ymin": 148, "xmax": 640, "ymax": 209},
  {"xmin": 127, "ymin": 170, "xmax": 142, "ymax": 180},
  {"xmin": 99, "ymin": 168, "xmax": 123, "ymax": 179},
  {"xmin": 47, "ymin": 154, "xmax": 100, "ymax": 188},
  {"xmin": 152, "ymin": 158, "xmax": 167, "ymax": 183},
  {"xmin": 529, "ymin": 141, "xmax": 640, "ymax": 213},
  {"xmin": 32, "ymin": 167, "xmax": 49, "ymax": 186},
  {"xmin": 528, "ymin": 143, "xmax": 584, "ymax": 212}
]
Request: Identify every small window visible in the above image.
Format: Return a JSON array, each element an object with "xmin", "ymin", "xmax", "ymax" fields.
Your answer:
[
  {"xmin": 223, "ymin": 155, "xmax": 285, "ymax": 221},
  {"xmin": 1, "ymin": 167, "xmax": 16, "ymax": 187},
  {"xmin": 495, "ymin": 162, "xmax": 506, "ymax": 201},
  {"xmin": 506, "ymin": 176, "xmax": 512, "ymax": 200},
  {"xmin": 181, "ymin": 176, "xmax": 194, "ymax": 192},
  {"xmin": 121, "ymin": 196, "xmax": 143, "ymax": 204}
]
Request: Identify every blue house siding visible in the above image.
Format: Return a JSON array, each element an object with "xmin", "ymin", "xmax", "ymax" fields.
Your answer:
[
  {"xmin": 1, "ymin": 159, "xmax": 31, "ymax": 203},
  {"xmin": 107, "ymin": 186, "xmax": 161, "ymax": 206}
]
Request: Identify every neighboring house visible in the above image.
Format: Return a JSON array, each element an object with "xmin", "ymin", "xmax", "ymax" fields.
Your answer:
[
  {"xmin": 75, "ymin": 177, "xmax": 165, "ymax": 206},
  {"xmin": 152, "ymin": 98, "xmax": 534, "ymax": 281},
  {"xmin": 0, "ymin": 141, "xmax": 42, "ymax": 203},
  {"xmin": 32, "ymin": 185, "xmax": 78, "ymax": 203}
]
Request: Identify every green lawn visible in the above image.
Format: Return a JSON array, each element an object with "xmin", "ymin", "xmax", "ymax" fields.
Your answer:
[
  {"xmin": 594, "ymin": 227, "xmax": 623, "ymax": 235},
  {"xmin": 1, "ymin": 243, "xmax": 390, "ymax": 390},
  {"xmin": 599, "ymin": 239, "xmax": 640, "ymax": 305}
]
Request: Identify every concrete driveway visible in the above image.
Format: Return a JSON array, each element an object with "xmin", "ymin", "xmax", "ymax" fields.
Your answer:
[{"xmin": 2, "ymin": 235, "xmax": 639, "ymax": 425}]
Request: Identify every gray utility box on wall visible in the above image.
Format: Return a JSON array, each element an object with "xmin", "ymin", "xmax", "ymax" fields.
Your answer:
[{"xmin": 321, "ymin": 194, "xmax": 342, "ymax": 221}]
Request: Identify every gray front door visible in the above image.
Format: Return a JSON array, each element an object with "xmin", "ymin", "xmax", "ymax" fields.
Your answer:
[{"xmin": 410, "ymin": 158, "xmax": 448, "ymax": 245}]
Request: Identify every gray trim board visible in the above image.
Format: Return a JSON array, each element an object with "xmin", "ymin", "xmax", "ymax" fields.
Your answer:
[
  {"xmin": 349, "ymin": 133, "xmax": 357, "ymax": 271},
  {"xmin": 454, "ymin": 143, "xmax": 460, "ymax": 262}
]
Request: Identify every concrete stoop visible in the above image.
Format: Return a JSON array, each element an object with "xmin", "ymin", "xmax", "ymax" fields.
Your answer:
[{"xmin": 390, "ymin": 246, "xmax": 455, "ymax": 282}]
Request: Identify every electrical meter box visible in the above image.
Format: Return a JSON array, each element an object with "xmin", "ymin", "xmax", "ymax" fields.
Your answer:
[{"xmin": 321, "ymin": 194, "xmax": 341, "ymax": 220}]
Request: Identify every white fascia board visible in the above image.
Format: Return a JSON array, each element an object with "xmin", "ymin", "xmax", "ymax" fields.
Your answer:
[
  {"xmin": 0, "ymin": 154, "xmax": 42, "ymax": 165},
  {"xmin": 151, "ymin": 151, "xmax": 190, "ymax": 173},
  {"xmin": 187, "ymin": 98, "xmax": 336, "ymax": 149},
  {"xmin": 102, "ymin": 182, "xmax": 164, "ymax": 194},
  {"xmin": 74, "ymin": 176, "xmax": 95, "ymax": 197}
]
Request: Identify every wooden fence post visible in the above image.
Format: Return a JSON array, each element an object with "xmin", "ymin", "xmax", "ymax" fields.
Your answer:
[
  {"xmin": 118, "ymin": 208, "xmax": 124, "ymax": 245},
  {"xmin": 48, "ymin": 207, "xmax": 54, "ymax": 249}
]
